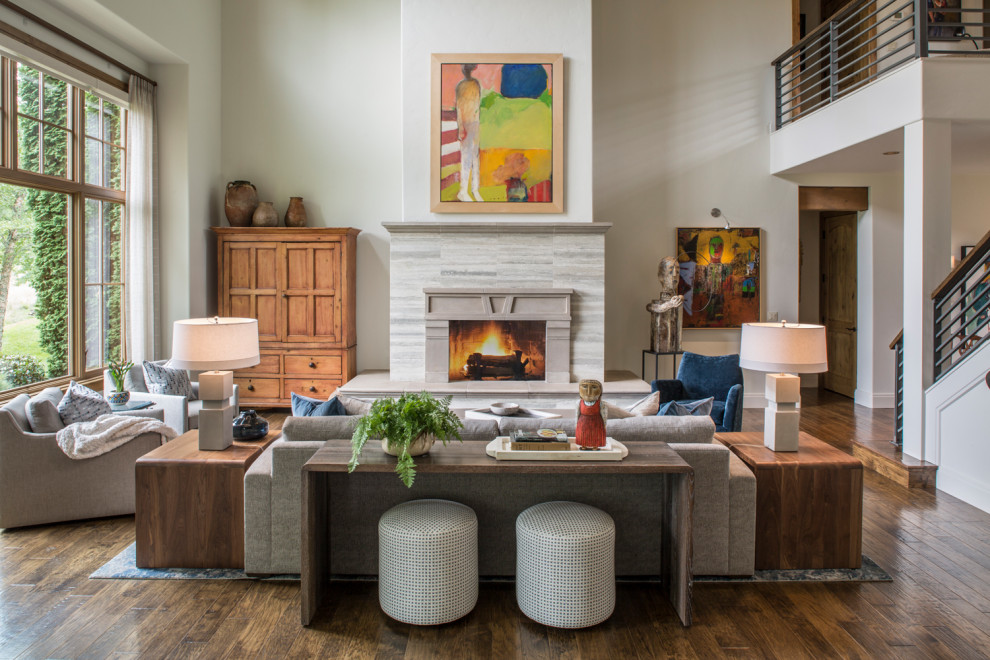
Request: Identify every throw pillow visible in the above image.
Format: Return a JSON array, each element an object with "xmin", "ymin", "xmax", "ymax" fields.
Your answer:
[
  {"xmin": 658, "ymin": 397, "xmax": 715, "ymax": 417},
  {"xmin": 627, "ymin": 391, "xmax": 662, "ymax": 416},
  {"xmin": 143, "ymin": 360, "xmax": 197, "ymax": 400},
  {"xmin": 291, "ymin": 392, "xmax": 347, "ymax": 417},
  {"xmin": 604, "ymin": 401, "xmax": 633, "ymax": 419},
  {"xmin": 57, "ymin": 381, "xmax": 112, "ymax": 426},
  {"xmin": 334, "ymin": 391, "xmax": 372, "ymax": 416},
  {"xmin": 26, "ymin": 386, "xmax": 66, "ymax": 433}
]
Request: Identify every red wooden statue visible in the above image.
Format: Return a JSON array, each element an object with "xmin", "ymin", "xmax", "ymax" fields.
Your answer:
[{"xmin": 575, "ymin": 379, "xmax": 607, "ymax": 450}]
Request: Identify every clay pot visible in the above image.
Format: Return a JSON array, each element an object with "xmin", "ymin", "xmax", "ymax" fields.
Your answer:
[
  {"xmin": 381, "ymin": 433, "xmax": 435, "ymax": 457},
  {"xmin": 252, "ymin": 201, "xmax": 279, "ymax": 227},
  {"xmin": 224, "ymin": 181, "xmax": 259, "ymax": 227},
  {"xmin": 284, "ymin": 197, "xmax": 308, "ymax": 227}
]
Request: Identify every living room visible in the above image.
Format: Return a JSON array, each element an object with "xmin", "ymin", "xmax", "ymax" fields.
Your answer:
[{"xmin": 0, "ymin": 0, "xmax": 989, "ymax": 657}]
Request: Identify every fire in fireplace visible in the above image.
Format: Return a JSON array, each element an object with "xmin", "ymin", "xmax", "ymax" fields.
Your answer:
[{"xmin": 449, "ymin": 320, "xmax": 546, "ymax": 381}]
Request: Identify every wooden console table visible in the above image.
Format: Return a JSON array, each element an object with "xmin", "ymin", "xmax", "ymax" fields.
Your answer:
[
  {"xmin": 301, "ymin": 440, "xmax": 694, "ymax": 626},
  {"xmin": 716, "ymin": 431, "xmax": 863, "ymax": 570},
  {"xmin": 135, "ymin": 429, "xmax": 278, "ymax": 569}
]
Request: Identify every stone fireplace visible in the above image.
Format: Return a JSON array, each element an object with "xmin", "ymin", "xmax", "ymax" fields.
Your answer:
[{"xmin": 424, "ymin": 288, "xmax": 573, "ymax": 383}]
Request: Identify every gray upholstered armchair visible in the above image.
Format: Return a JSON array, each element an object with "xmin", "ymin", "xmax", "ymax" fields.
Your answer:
[{"xmin": 103, "ymin": 361, "xmax": 239, "ymax": 434}]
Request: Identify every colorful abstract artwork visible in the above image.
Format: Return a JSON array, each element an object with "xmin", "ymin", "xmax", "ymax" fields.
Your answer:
[
  {"xmin": 676, "ymin": 228, "xmax": 762, "ymax": 329},
  {"xmin": 431, "ymin": 53, "xmax": 563, "ymax": 213}
]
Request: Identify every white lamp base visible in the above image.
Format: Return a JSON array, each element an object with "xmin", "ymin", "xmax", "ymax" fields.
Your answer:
[{"xmin": 763, "ymin": 373, "xmax": 801, "ymax": 452}]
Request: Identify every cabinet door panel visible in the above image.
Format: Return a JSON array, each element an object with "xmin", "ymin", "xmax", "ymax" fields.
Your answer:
[
  {"xmin": 281, "ymin": 243, "xmax": 342, "ymax": 343},
  {"xmin": 223, "ymin": 242, "xmax": 280, "ymax": 342}
]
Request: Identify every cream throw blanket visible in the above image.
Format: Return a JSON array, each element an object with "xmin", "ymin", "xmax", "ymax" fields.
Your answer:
[{"xmin": 56, "ymin": 414, "xmax": 177, "ymax": 460}]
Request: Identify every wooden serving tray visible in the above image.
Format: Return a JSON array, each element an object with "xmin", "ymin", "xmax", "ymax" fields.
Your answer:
[{"xmin": 485, "ymin": 437, "xmax": 628, "ymax": 461}]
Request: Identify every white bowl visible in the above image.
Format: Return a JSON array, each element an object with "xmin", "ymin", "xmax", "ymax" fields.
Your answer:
[{"xmin": 489, "ymin": 402, "xmax": 520, "ymax": 416}]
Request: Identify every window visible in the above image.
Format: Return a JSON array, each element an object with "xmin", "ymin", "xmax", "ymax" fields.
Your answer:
[{"xmin": 0, "ymin": 58, "xmax": 126, "ymax": 394}]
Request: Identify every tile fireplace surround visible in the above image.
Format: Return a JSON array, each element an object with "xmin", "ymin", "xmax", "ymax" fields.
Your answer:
[{"xmin": 385, "ymin": 222, "xmax": 611, "ymax": 386}]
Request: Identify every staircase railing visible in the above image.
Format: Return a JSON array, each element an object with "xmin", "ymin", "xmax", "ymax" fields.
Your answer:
[
  {"xmin": 932, "ymin": 230, "xmax": 990, "ymax": 381},
  {"xmin": 773, "ymin": 0, "xmax": 990, "ymax": 129},
  {"xmin": 890, "ymin": 329, "xmax": 904, "ymax": 445}
]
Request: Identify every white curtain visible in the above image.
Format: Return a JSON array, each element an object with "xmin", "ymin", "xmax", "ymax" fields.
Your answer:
[{"xmin": 125, "ymin": 75, "xmax": 160, "ymax": 362}]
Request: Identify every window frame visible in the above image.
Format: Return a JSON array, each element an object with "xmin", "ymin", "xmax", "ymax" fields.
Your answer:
[{"xmin": 0, "ymin": 55, "xmax": 127, "ymax": 397}]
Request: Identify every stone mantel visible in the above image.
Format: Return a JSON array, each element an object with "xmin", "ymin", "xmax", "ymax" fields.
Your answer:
[{"xmin": 384, "ymin": 221, "xmax": 612, "ymax": 234}]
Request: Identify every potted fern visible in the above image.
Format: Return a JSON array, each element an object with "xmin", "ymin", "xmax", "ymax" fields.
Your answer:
[
  {"xmin": 348, "ymin": 391, "xmax": 464, "ymax": 487},
  {"xmin": 106, "ymin": 358, "xmax": 134, "ymax": 406}
]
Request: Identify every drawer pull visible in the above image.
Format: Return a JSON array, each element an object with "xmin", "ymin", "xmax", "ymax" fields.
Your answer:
[
  {"xmin": 248, "ymin": 384, "xmax": 255, "ymax": 392},
  {"xmin": 309, "ymin": 386, "xmax": 317, "ymax": 392},
  {"xmin": 309, "ymin": 361, "xmax": 316, "ymax": 368}
]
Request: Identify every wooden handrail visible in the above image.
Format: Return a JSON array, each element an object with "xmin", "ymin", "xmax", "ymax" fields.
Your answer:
[
  {"xmin": 889, "ymin": 329, "xmax": 903, "ymax": 350},
  {"xmin": 932, "ymin": 228, "xmax": 990, "ymax": 301}
]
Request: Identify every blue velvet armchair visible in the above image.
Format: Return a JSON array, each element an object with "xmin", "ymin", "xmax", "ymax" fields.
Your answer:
[{"xmin": 651, "ymin": 352, "xmax": 744, "ymax": 432}]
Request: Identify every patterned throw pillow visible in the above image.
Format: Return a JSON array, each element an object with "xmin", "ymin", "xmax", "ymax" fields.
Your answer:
[
  {"xmin": 658, "ymin": 397, "xmax": 715, "ymax": 417},
  {"xmin": 143, "ymin": 361, "xmax": 196, "ymax": 400},
  {"xmin": 291, "ymin": 392, "xmax": 347, "ymax": 417},
  {"xmin": 57, "ymin": 381, "xmax": 112, "ymax": 426}
]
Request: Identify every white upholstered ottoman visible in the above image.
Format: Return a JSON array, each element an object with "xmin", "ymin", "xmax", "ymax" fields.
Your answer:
[
  {"xmin": 516, "ymin": 501, "xmax": 616, "ymax": 628},
  {"xmin": 378, "ymin": 499, "xmax": 478, "ymax": 625}
]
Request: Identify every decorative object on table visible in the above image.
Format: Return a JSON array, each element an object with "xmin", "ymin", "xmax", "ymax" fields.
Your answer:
[
  {"xmin": 431, "ymin": 53, "xmax": 564, "ymax": 214},
  {"xmin": 676, "ymin": 227, "xmax": 762, "ymax": 328},
  {"xmin": 251, "ymin": 201, "xmax": 279, "ymax": 227},
  {"xmin": 509, "ymin": 428, "xmax": 568, "ymax": 451},
  {"xmin": 232, "ymin": 409, "xmax": 269, "ymax": 440},
  {"xmin": 57, "ymin": 381, "xmax": 112, "ymax": 425},
  {"xmin": 486, "ymin": 436, "xmax": 628, "ymax": 461},
  {"xmin": 109, "ymin": 400, "xmax": 154, "ymax": 412},
  {"xmin": 169, "ymin": 317, "xmax": 260, "ymax": 451},
  {"xmin": 348, "ymin": 391, "xmax": 464, "ymax": 487},
  {"xmin": 740, "ymin": 322, "xmax": 827, "ymax": 451},
  {"xmin": 575, "ymin": 379, "xmax": 606, "ymax": 451},
  {"xmin": 284, "ymin": 196, "xmax": 308, "ymax": 227},
  {"xmin": 105, "ymin": 358, "xmax": 134, "ymax": 406},
  {"xmin": 224, "ymin": 181, "xmax": 259, "ymax": 227},
  {"xmin": 465, "ymin": 406, "xmax": 562, "ymax": 421},
  {"xmin": 488, "ymin": 402, "xmax": 519, "ymax": 416},
  {"xmin": 646, "ymin": 256, "xmax": 684, "ymax": 353},
  {"xmin": 290, "ymin": 392, "xmax": 346, "ymax": 417},
  {"xmin": 651, "ymin": 352, "xmax": 745, "ymax": 432}
]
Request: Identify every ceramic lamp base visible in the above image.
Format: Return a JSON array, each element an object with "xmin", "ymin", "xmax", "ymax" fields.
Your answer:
[
  {"xmin": 763, "ymin": 373, "xmax": 801, "ymax": 452},
  {"xmin": 199, "ymin": 401, "xmax": 235, "ymax": 451}
]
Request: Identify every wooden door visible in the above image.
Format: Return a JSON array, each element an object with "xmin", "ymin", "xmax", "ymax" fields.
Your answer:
[
  {"xmin": 223, "ymin": 242, "xmax": 280, "ymax": 342},
  {"xmin": 281, "ymin": 242, "xmax": 342, "ymax": 344},
  {"xmin": 820, "ymin": 213, "xmax": 857, "ymax": 398}
]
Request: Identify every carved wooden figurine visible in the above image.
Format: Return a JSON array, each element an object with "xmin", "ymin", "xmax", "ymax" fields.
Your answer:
[
  {"xmin": 575, "ymin": 379, "xmax": 607, "ymax": 450},
  {"xmin": 646, "ymin": 256, "xmax": 684, "ymax": 353}
]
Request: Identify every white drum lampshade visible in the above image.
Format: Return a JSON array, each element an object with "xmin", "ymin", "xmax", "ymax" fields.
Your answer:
[
  {"xmin": 171, "ymin": 317, "xmax": 260, "ymax": 450},
  {"xmin": 740, "ymin": 322, "xmax": 827, "ymax": 451}
]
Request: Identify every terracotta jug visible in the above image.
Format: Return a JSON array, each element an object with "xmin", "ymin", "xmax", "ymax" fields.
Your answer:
[
  {"xmin": 284, "ymin": 197, "xmax": 308, "ymax": 227},
  {"xmin": 252, "ymin": 201, "xmax": 279, "ymax": 227},
  {"xmin": 224, "ymin": 181, "xmax": 258, "ymax": 227}
]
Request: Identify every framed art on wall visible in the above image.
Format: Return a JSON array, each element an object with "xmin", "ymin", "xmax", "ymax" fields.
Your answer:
[
  {"xmin": 676, "ymin": 227, "xmax": 763, "ymax": 329},
  {"xmin": 431, "ymin": 53, "xmax": 563, "ymax": 213}
]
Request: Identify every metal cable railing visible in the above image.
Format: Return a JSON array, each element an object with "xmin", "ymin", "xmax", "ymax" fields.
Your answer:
[{"xmin": 773, "ymin": 0, "xmax": 990, "ymax": 129}]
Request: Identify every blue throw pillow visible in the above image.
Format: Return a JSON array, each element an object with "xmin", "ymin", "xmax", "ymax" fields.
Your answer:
[
  {"xmin": 658, "ymin": 397, "xmax": 715, "ymax": 417},
  {"xmin": 291, "ymin": 392, "xmax": 346, "ymax": 417}
]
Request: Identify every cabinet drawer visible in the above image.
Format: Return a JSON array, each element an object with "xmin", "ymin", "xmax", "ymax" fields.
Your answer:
[
  {"xmin": 234, "ymin": 377, "xmax": 281, "ymax": 400},
  {"xmin": 284, "ymin": 354, "xmax": 343, "ymax": 376},
  {"xmin": 236, "ymin": 355, "xmax": 281, "ymax": 375},
  {"xmin": 284, "ymin": 379, "xmax": 340, "ymax": 400}
]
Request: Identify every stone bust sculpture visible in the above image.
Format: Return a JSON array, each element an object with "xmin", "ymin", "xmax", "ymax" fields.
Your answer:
[{"xmin": 646, "ymin": 256, "xmax": 684, "ymax": 353}]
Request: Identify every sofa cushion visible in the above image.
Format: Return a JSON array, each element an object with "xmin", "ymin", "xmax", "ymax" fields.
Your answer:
[
  {"xmin": 678, "ymin": 352, "xmax": 742, "ymax": 401},
  {"xmin": 291, "ymin": 392, "xmax": 346, "ymax": 417},
  {"xmin": 282, "ymin": 415, "xmax": 361, "ymax": 442},
  {"xmin": 125, "ymin": 362, "xmax": 151, "ymax": 392},
  {"xmin": 1, "ymin": 393, "xmax": 31, "ymax": 432},
  {"xmin": 26, "ymin": 387, "xmax": 65, "ymax": 433},
  {"xmin": 57, "ymin": 381, "xmax": 111, "ymax": 425},
  {"xmin": 143, "ymin": 361, "xmax": 196, "ymax": 400},
  {"xmin": 606, "ymin": 415, "xmax": 715, "ymax": 444},
  {"xmin": 659, "ymin": 397, "xmax": 714, "ymax": 417},
  {"xmin": 458, "ymin": 419, "xmax": 500, "ymax": 442}
]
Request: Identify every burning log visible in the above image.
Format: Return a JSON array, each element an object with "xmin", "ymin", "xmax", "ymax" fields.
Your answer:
[{"xmin": 463, "ymin": 350, "xmax": 531, "ymax": 380}]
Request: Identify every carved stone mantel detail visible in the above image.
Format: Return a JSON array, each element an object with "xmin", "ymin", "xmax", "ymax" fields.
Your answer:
[{"xmin": 424, "ymin": 288, "xmax": 573, "ymax": 384}]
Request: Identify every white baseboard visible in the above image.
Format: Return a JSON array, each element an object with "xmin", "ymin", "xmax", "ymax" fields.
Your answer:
[
  {"xmin": 854, "ymin": 390, "xmax": 895, "ymax": 409},
  {"xmin": 743, "ymin": 393, "xmax": 766, "ymax": 409}
]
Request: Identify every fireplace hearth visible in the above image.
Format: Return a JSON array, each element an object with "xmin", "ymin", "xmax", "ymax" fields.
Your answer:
[{"xmin": 449, "ymin": 320, "xmax": 546, "ymax": 381}]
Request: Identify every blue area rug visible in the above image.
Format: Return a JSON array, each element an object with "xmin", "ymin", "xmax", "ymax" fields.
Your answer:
[
  {"xmin": 92, "ymin": 543, "xmax": 891, "ymax": 583},
  {"xmin": 89, "ymin": 543, "xmax": 298, "ymax": 581}
]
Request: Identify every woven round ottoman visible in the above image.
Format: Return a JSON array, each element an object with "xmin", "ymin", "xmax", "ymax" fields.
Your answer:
[
  {"xmin": 378, "ymin": 499, "xmax": 478, "ymax": 625},
  {"xmin": 516, "ymin": 501, "xmax": 616, "ymax": 628}
]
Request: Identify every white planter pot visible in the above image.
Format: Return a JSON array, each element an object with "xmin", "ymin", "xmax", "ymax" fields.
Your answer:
[{"xmin": 382, "ymin": 433, "xmax": 436, "ymax": 457}]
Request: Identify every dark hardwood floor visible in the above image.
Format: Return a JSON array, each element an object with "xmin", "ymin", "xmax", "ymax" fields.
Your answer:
[{"xmin": 2, "ymin": 398, "xmax": 989, "ymax": 659}]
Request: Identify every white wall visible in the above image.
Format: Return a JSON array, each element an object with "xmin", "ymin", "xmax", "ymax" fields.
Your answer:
[
  {"xmin": 400, "ymin": 0, "xmax": 593, "ymax": 222},
  {"xmin": 951, "ymin": 174, "xmax": 990, "ymax": 258},
  {"xmin": 595, "ymin": 0, "xmax": 796, "ymax": 403},
  {"xmin": 220, "ymin": 0, "xmax": 401, "ymax": 371}
]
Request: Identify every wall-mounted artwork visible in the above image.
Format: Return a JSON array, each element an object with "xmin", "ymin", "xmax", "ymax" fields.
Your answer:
[
  {"xmin": 676, "ymin": 228, "xmax": 762, "ymax": 329},
  {"xmin": 431, "ymin": 53, "xmax": 563, "ymax": 213}
]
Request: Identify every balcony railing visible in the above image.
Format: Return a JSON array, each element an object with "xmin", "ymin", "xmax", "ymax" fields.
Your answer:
[
  {"xmin": 932, "ymin": 230, "xmax": 990, "ymax": 381},
  {"xmin": 773, "ymin": 0, "xmax": 990, "ymax": 129},
  {"xmin": 890, "ymin": 330, "xmax": 904, "ymax": 445}
]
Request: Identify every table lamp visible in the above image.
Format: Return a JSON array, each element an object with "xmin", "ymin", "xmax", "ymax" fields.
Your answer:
[
  {"xmin": 170, "ymin": 317, "xmax": 260, "ymax": 450},
  {"xmin": 739, "ymin": 322, "xmax": 827, "ymax": 451}
]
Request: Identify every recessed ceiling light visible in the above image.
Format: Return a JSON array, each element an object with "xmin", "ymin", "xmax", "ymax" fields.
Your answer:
[{"xmin": 883, "ymin": 150, "xmax": 901, "ymax": 156}]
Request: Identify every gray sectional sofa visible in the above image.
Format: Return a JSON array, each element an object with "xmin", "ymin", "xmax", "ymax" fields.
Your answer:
[{"xmin": 244, "ymin": 412, "xmax": 756, "ymax": 577}]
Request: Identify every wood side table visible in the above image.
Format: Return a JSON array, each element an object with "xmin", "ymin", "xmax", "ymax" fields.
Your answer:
[
  {"xmin": 135, "ymin": 429, "xmax": 278, "ymax": 568},
  {"xmin": 715, "ymin": 431, "xmax": 863, "ymax": 570}
]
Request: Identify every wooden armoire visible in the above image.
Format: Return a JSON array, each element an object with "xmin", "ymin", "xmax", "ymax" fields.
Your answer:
[{"xmin": 213, "ymin": 227, "xmax": 359, "ymax": 407}]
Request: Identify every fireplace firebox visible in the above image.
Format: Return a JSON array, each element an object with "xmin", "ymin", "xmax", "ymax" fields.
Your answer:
[{"xmin": 449, "ymin": 320, "xmax": 546, "ymax": 381}]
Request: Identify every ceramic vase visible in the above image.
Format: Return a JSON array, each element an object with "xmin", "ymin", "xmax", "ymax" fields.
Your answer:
[
  {"xmin": 107, "ymin": 390, "xmax": 130, "ymax": 406},
  {"xmin": 382, "ymin": 433, "xmax": 435, "ymax": 457},
  {"xmin": 252, "ymin": 201, "xmax": 279, "ymax": 227},
  {"xmin": 233, "ymin": 409, "xmax": 269, "ymax": 440},
  {"xmin": 284, "ymin": 197, "xmax": 308, "ymax": 227},
  {"xmin": 224, "ymin": 181, "xmax": 258, "ymax": 227}
]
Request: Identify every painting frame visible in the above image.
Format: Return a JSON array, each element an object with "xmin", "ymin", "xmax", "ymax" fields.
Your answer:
[
  {"xmin": 676, "ymin": 227, "xmax": 765, "ymax": 329},
  {"xmin": 430, "ymin": 53, "xmax": 564, "ymax": 214}
]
